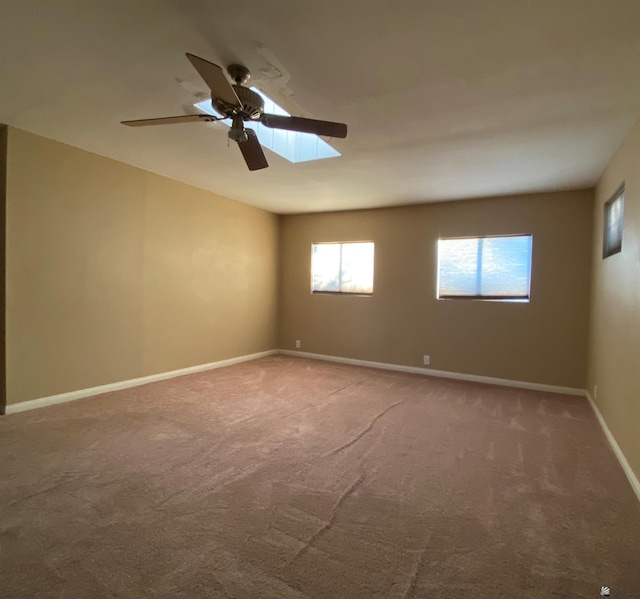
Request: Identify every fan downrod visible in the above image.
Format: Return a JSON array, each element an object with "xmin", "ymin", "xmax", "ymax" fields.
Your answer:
[{"xmin": 227, "ymin": 64, "xmax": 250, "ymax": 85}]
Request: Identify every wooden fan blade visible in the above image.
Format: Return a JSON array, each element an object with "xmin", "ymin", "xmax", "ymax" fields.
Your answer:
[
  {"xmin": 237, "ymin": 129, "xmax": 269, "ymax": 171},
  {"xmin": 260, "ymin": 114, "xmax": 347, "ymax": 138},
  {"xmin": 186, "ymin": 53, "xmax": 242, "ymax": 110},
  {"xmin": 121, "ymin": 114, "xmax": 218, "ymax": 127}
]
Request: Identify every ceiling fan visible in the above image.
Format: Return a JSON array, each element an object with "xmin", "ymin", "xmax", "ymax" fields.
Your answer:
[{"xmin": 121, "ymin": 53, "xmax": 348, "ymax": 171}]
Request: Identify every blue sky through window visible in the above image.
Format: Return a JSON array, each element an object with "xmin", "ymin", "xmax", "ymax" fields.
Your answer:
[
  {"xmin": 195, "ymin": 89, "xmax": 341, "ymax": 164},
  {"xmin": 437, "ymin": 235, "xmax": 532, "ymax": 300}
]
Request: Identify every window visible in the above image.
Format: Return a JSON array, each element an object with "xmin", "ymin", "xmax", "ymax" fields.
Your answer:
[
  {"xmin": 311, "ymin": 242, "xmax": 374, "ymax": 294},
  {"xmin": 437, "ymin": 235, "xmax": 533, "ymax": 301},
  {"xmin": 603, "ymin": 184, "xmax": 624, "ymax": 258},
  {"xmin": 195, "ymin": 89, "xmax": 341, "ymax": 164}
]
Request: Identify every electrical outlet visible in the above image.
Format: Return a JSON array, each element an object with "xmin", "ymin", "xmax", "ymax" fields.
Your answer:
[
  {"xmin": 295, "ymin": 340, "xmax": 301, "ymax": 349},
  {"xmin": 594, "ymin": 385, "xmax": 598, "ymax": 399},
  {"xmin": 423, "ymin": 355, "xmax": 430, "ymax": 366}
]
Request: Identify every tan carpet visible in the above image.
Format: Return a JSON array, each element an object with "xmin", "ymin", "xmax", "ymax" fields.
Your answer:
[{"xmin": 1, "ymin": 355, "xmax": 639, "ymax": 598}]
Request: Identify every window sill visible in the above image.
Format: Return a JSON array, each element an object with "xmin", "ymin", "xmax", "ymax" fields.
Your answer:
[
  {"xmin": 312, "ymin": 291, "xmax": 373, "ymax": 297},
  {"xmin": 437, "ymin": 296, "xmax": 529, "ymax": 303}
]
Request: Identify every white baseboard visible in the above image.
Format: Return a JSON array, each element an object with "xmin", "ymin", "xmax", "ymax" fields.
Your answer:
[
  {"xmin": 4, "ymin": 349, "xmax": 279, "ymax": 415},
  {"xmin": 585, "ymin": 391, "xmax": 640, "ymax": 504},
  {"xmin": 280, "ymin": 349, "xmax": 584, "ymax": 396}
]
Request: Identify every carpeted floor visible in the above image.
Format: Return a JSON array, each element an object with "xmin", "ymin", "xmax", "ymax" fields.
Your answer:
[{"xmin": 1, "ymin": 355, "xmax": 639, "ymax": 598}]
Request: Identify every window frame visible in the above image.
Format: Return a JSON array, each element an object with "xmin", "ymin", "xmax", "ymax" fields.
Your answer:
[
  {"xmin": 603, "ymin": 183, "xmax": 625, "ymax": 259},
  {"xmin": 310, "ymin": 240, "xmax": 375, "ymax": 296},
  {"xmin": 436, "ymin": 233, "xmax": 533, "ymax": 302}
]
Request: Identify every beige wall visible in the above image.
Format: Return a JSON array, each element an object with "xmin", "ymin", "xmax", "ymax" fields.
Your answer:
[
  {"xmin": 0, "ymin": 125, "xmax": 6, "ymax": 411},
  {"xmin": 587, "ymin": 115, "xmax": 640, "ymax": 481},
  {"xmin": 280, "ymin": 190, "xmax": 593, "ymax": 389},
  {"xmin": 5, "ymin": 128, "xmax": 279, "ymax": 405}
]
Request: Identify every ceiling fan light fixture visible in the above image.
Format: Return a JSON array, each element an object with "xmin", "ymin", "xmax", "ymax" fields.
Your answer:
[
  {"xmin": 228, "ymin": 115, "xmax": 248, "ymax": 143},
  {"xmin": 195, "ymin": 91, "xmax": 342, "ymax": 164},
  {"xmin": 228, "ymin": 128, "xmax": 249, "ymax": 143}
]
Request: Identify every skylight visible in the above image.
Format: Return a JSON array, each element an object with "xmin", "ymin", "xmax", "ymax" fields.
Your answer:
[{"xmin": 195, "ymin": 88, "xmax": 341, "ymax": 164}]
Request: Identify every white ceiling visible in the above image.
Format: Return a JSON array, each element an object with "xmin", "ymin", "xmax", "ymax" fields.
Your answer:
[{"xmin": 2, "ymin": 0, "xmax": 640, "ymax": 214}]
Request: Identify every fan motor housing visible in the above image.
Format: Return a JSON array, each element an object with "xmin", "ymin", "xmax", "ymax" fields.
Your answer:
[{"xmin": 212, "ymin": 85, "xmax": 264, "ymax": 121}]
